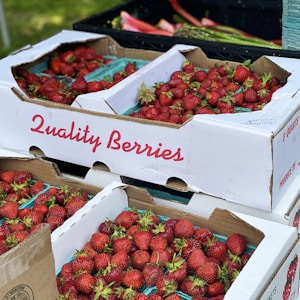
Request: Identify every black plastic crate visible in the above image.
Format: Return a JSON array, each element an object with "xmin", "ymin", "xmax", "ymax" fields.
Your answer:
[{"xmin": 72, "ymin": 0, "xmax": 300, "ymax": 62}]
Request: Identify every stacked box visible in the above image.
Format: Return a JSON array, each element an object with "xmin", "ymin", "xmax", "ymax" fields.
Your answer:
[
  {"xmin": 1, "ymin": 32, "xmax": 300, "ymax": 211},
  {"xmin": 51, "ymin": 181, "xmax": 300, "ymax": 300}
]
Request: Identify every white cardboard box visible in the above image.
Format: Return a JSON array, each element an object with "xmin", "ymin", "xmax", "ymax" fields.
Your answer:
[
  {"xmin": 0, "ymin": 31, "xmax": 300, "ymax": 211},
  {"xmin": 51, "ymin": 181, "xmax": 300, "ymax": 300}
]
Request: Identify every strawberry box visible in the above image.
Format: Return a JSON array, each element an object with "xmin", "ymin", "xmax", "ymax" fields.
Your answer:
[
  {"xmin": 51, "ymin": 181, "xmax": 300, "ymax": 299},
  {"xmin": 0, "ymin": 30, "xmax": 162, "ymax": 113},
  {"xmin": 0, "ymin": 224, "xmax": 59, "ymax": 299},
  {"xmin": 1, "ymin": 35, "xmax": 300, "ymax": 211}
]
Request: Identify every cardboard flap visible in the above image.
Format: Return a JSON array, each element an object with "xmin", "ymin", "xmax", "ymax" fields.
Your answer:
[{"xmin": 0, "ymin": 224, "xmax": 59, "ymax": 298}]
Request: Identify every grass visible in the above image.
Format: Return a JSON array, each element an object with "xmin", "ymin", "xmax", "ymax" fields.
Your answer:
[{"xmin": 0, "ymin": 0, "xmax": 126, "ymax": 58}]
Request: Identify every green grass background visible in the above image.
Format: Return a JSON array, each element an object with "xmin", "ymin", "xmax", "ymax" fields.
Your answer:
[{"xmin": 0, "ymin": 0, "xmax": 126, "ymax": 58}]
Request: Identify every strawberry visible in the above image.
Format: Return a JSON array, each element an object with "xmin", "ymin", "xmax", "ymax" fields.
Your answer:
[
  {"xmin": 49, "ymin": 57, "xmax": 61, "ymax": 74},
  {"xmin": 74, "ymin": 272, "xmax": 96, "ymax": 295},
  {"xmin": 0, "ymin": 181, "xmax": 12, "ymax": 193},
  {"xmin": 194, "ymin": 70, "xmax": 207, "ymax": 82},
  {"xmin": 181, "ymin": 238, "xmax": 202, "ymax": 260},
  {"xmin": 13, "ymin": 170, "xmax": 32, "ymax": 184},
  {"xmin": 195, "ymin": 261, "xmax": 218, "ymax": 284},
  {"xmin": 173, "ymin": 218, "xmax": 194, "ymax": 238},
  {"xmin": 233, "ymin": 63, "xmax": 252, "ymax": 83},
  {"xmin": 94, "ymin": 252, "xmax": 111, "ymax": 271},
  {"xmin": 183, "ymin": 93, "xmax": 201, "ymax": 111},
  {"xmin": 0, "ymin": 201, "xmax": 19, "ymax": 219},
  {"xmin": 225, "ymin": 82, "xmax": 239, "ymax": 93},
  {"xmin": 48, "ymin": 205, "xmax": 67, "ymax": 220},
  {"xmin": 59, "ymin": 262, "xmax": 75, "ymax": 282},
  {"xmin": 193, "ymin": 227, "xmax": 214, "ymax": 246},
  {"xmin": 206, "ymin": 91, "xmax": 221, "ymax": 107},
  {"xmin": 71, "ymin": 77, "xmax": 87, "ymax": 95},
  {"xmin": 72, "ymin": 252, "xmax": 95, "ymax": 274},
  {"xmin": 145, "ymin": 107, "xmax": 160, "ymax": 120},
  {"xmin": 114, "ymin": 210, "xmax": 136, "ymax": 229},
  {"xmin": 125, "ymin": 62, "xmax": 137, "ymax": 76},
  {"xmin": 98, "ymin": 220, "xmax": 114, "ymax": 235},
  {"xmin": 87, "ymin": 80, "xmax": 104, "ymax": 93},
  {"xmin": 0, "ymin": 225, "xmax": 10, "ymax": 241},
  {"xmin": 6, "ymin": 219, "xmax": 26, "ymax": 232},
  {"xmin": 226, "ymin": 233, "xmax": 247, "ymax": 255},
  {"xmin": 165, "ymin": 255, "xmax": 187, "ymax": 283},
  {"xmin": 232, "ymin": 92, "xmax": 244, "ymax": 107},
  {"xmin": 243, "ymin": 88, "xmax": 257, "ymax": 103},
  {"xmin": 113, "ymin": 236, "xmax": 132, "ymax": 254},
  {"xmin": 133, "ymin": 230, "xmax": 153, "ymax": 251},
  {"xmin": 103, "ymin": 264, "xmax": 124, "ymax": 286},
  {"xmin": 111, "ymin": 251, "xmax": 129, "ymax": 270},
  {"xmin": 29, "ymin": 180, "xmax": 44, "ymax": 196},
  {"xmin": 180, "ymin": 275, "xmax": 207, "ymax": 297},
  {"xmin": 195, "ymin": 106, "xmax": 216, "ymax": 115},
  {"xmin": 149, "ymin": 249, "xmax": 172, "ymax": 267},
  {"xmin": 159, "ymin": 91, "xmax": 174, "ymax": 107},
  {"xmin": 142, "ymin": 263, "xmax": 164, "ymax": 287},
  {"xmin": 165, "ymin": 294, "xmax": 182, "ymax": 300},
  {"xmin": 60, "ymin": 50, "xmax": 75, "ymax": 64},
  {"xmin": 152, "ymin": 223, "xmax": 174, "ymax": 244},
  {"xmin": 65, "ymin": 196, "xmax": 86, "ymax": 217},
  {"xmin": 207, "ymin": 281, "xmax": 225, "ymax": 297},
  {"xmin": 187, "ymin": 248, "xmax": 207, "ymax": 271},
  {"xmin": 22, "ymin": 210, "xmax": 44, "ymax": 228},
  {"xmin": 0, "ymin": 240, "xmax": 9, "ymax": 255},
  {"xmin": 155, "ymin": 82, "xmax": 171, "ymax": 97},
  {"xmin": 131, "ymin": 249, "xmax": 151, "ymax": 271},
  {"xmin": 149, "ymin": 235, "xmax": 168, "ymax": 251},
  {"xmin": 46, "ymin": 214, "xmax": 64, "ymax": 231},
  {"xmin": 122, "ymin": 269, "xmax": 144, "ymax": 289},
  {"xmin": 90, "ymin": 232, "xmax": 110, "ymax": 252},
  {"xmin": 6, "ymin": 230, "xmax": 29, "ymax": 246},
  {"xmin": 0, "ymin": 171, "xmax": 15, "ymax": 184},
  {"xmin": 206, "ymin": 240, "xmax": 227, "ymax": 262},
  {"xmin": 156, "ymin": 274, "xmax": 178, "ymax": 297}
]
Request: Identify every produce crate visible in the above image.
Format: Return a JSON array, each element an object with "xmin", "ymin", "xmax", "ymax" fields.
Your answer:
[{"xmin": 72, "ymin": 0, "xmax": 300, "ymax": 62}]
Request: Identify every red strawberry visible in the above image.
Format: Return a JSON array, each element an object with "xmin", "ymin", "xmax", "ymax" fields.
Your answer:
[
  {"xmin": 71, "ymin": 77, "xmax": 87, "ymax": 95},
  {"xmin": 90, "ymin": 232, "xmax": 110, "ymax": 252},
  {"xmin": 166, "ymin": 255, "xmax": 187, "ymax": 282},
  {"xmin": 165, "ymin": 294, "xmax": 182, "ymax": 300},
  {"xmin": 87, "ymin": 81, "xmax": 104, "ymax": 93},
  {"xmin": 29, "ymin": 180, "xmax": 44, "ymax": 196},
  {"xmin": 0, "ymin": 171, "xmax": 15, "ymax": 184},
  {"xmin": 114, "ymin": 210, "xmax": 136, "ymax": 229},
  {"xmin": 0, "ymin": 201, "xmax": 19, "ymax": 219},
  {"xmin": 149, "ymin": 249, "xmax": 172, "ymax": 267},
  {"xmin": 48, "ymin": 205, "xmax": 67, "ymax": 220},
  {"xmin": 0, "ymin": 240, "xmax": 9, "ymax": 255},
  {"xmin": 131, "ymin": 249, "xmax": 151, "ymax": 271},
  {"xmin": 187, "ymin": 248, "xmax": 207, "ymax": 271},
  {"xmin": 195, "ymin": 261, "xmax": 218, "ymax": 284},
  {"xmin": 0, "ymin": 181, "xmax": 12, "ymax": 193},
  {"xmin": 233, "ymin": 64, "xmax": 252, "ymax": 83},
  {"xmin": 142, "ymin": 263, "xmax": 164, "ymax": 287},
  {"xmin": 206, "ymin": 91, "xmax": 221, "ymax": 107},
  {"xmin": 124, "ymin": 62, "xmax": 137, "ymax": 76},
  {"xmin": 13, "ymin": 170, "xmax": 32, "ymax": 184},
  {"xmin": 183, "ymin": 93, "xmax": 201, "ymax": 111},
  {"xmin": 122, "ymin": 268, "xmax": 144, "ymax": 289},
  {"xmin": 225, "ymin": 82, "xmax": 239, "ymax": 93},
  {"xmin": 159, "ymin": 91, "xmax": 174, "ymax": 107},
  {"xmin": 49, "ymin": 57, "xmax": 61, "ymax": 74},
  {"xmin": 6, "ymin": 230, "xmax": 29, "ymax": 246},
  {"xmin": 103, "ymin": 264, "xmax": 124, "ymax": 286},
  {"xmin": 46, "ymin": 214, "xmax": 64, "ymax": 231},
  {"xmin": 74, "ymin": 272, "xmax": 96, "ymax": 295},
  {"xmin": 226, "ymin": 233, "xmax": 247, "ymax": 255},
  {"xmin": 113, "ymin": 236, "xmax": 132, "ymax": 254},
  {"xmin": 22, "ymin": 210, "xmax": 44, "ymax": 227},
  {"xmin": 152, "ymin": 223, "xmax": 174, "ymax": 244},
  {"xmin": 173, "ymin": 218, "xmax": 194, "ymax": 238},
  {"xmin": 72, "ymin": 252, "xmax": 95, "ymax": 274},
  {"xmin": 65, "ymin": 196, "xmax": 86, "ymax": 217},
  {"xmin": 94, "ymin": 252, "xmax": 111, "ymax": 271},
  {"xmin": 5, "ymin": 219, "xmax": 26, "ymax": 232},
  {"xmin": 194, "ymin": 227, "xmax": 214, "ymax": 246},
  {"xmin": 59, "ymin": 262, "xmax": 75, "ymax": 282},
  {"xmin": 133, "ymin": 230, "xmax": 153, "ymax": 251},
  {"xmin": 111, "ymin": 251, "xmax": 129, "ymax": 270},
  {"xmin": 195, "ymin": 106, "xmax": 216, "ymax": 115},
  {"xmin": 156, "ymin": 274, "xmax": 178, "ymax": 297},
  {"xmin": 207, "ymin": 281, "xmax": 225, "ymax": 297},
  {"xmin": 149, "ymin": 235, "xmax": 168, "ymax": 251},
  {"xmin": 243, "ymin": 88, "xmax": 257, "ymax": 103},
  {"xmin": 206, "ymin": 240, "xmax": 227, "ymax": 262}
]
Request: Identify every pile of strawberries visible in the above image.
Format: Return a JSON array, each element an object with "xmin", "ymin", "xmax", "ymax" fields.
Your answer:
[
  {"xmin": 0, "ymin": 169, "xmax": 93, "ymax": 255},
  {"xmin": 130, "ymin": 60, "xmax": 286, "ymax": 124},
  {"xmin": 14, "ymin": 46, "xmax": 137, "ymax": 105},
  {"xmin": 56, "ymin": 208, "xmax": 253, "ymax": 299}
]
